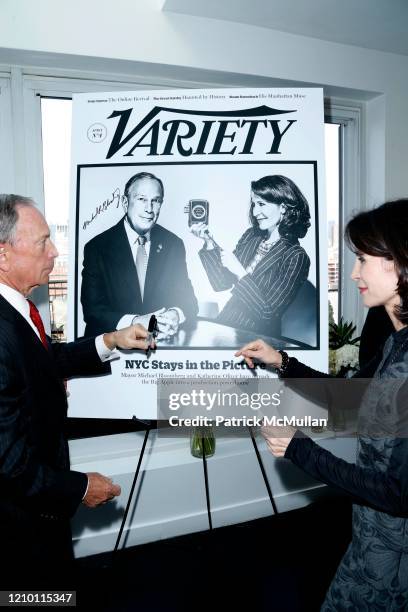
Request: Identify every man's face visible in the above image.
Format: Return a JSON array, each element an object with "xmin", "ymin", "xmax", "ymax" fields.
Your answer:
[
  {"xmin": 124, "ymin": 177, "xmax": 163, "ymax": 234},
  {"xmin": 3, "ymin": 206, "xmax": 58, "ymax": 296}
]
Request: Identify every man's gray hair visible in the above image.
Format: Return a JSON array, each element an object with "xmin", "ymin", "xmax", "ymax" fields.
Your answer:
[{"xmin": 0, "ymin": 194, "xmax": 34, "ymax": 243}]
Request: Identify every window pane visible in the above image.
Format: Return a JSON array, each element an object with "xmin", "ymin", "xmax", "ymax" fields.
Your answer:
[{"xmin": 41, "ymin": 98, "xmax": 72, "ymax": 340}]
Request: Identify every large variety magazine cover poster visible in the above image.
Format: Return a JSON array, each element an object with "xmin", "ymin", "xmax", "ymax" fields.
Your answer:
[{"xmin": 67, "ymin": 88, "xmax": 328, "ymax": 419}]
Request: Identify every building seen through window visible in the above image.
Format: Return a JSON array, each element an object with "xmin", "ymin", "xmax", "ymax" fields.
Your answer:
[
  {"xmin": 41, "ymin": 98, "xmax": 71, "ymax": 340},
  {"xmin": 48, "ymin": 223, "xmax": 68, "ymax": 340}
]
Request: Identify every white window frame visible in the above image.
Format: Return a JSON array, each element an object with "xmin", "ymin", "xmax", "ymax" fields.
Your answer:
[
  {"xmin": 325, "ymin": 100, "xmax": 364, "ymax": 331},
  {"xmin": 0, "ymin": 73, "xmax": 15, "ymax": 193}
]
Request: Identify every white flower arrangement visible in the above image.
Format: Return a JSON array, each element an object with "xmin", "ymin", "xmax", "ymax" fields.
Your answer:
[{"xmin": 329, "ymin": 343, "xmax": 360, "ymax": 376}]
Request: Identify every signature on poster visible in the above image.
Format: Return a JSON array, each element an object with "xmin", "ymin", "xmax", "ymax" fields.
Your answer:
[{"xmin": 82, "ymin": 187, "xmax": 121, "ymax": 230}]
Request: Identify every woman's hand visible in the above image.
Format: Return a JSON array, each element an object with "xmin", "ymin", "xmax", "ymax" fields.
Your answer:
[
  {"xmin": 235, "ymin": 339, "xmax": 282, "ymax": 369},
  {"xmin": 220, "ymin": 250, "xmax": 247, "ymax": 278},
  {"xmin": 190, "ymin": 222, "xmax": 216, "ymax": 249},
  {"xmin": 260, "ymin": 425, "xmax": 296, "ymax": 457}
]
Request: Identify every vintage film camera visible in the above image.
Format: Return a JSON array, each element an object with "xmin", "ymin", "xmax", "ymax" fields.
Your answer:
[
  {"xmin": 184, "ymin": 199, "xmax": 221, "ymax": 249},
  {"xmin": 184, "ymin": 199, "xmax": 209, "ymax": 227}
]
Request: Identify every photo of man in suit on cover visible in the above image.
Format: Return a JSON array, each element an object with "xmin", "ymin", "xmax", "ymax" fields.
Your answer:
[{"xmin": 81, "ymin": 171, "xmax": 198, "ymax": 338}]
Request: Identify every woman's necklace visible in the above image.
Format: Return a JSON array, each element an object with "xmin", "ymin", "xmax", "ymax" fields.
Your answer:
[{"xmin": 245, "ymin": 236, "xmax": 279, "ymax": 274}]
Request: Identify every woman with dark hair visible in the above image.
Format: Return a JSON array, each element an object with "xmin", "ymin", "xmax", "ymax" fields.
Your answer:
[
  {"xmin": 237, "ymin": 199, "xmax": 408, "ymax": 610},
  {"xmin": 191, "ymin": 175, "xmax": 311, "ymax": 336}
]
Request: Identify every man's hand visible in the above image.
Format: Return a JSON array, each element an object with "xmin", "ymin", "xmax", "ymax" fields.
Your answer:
[
  {"xmin": 130, "ymin": 308, "xmax": 181, "ymax": 341},
  {"xmin": 220, "ymin": 250, "xmax": 246, "ymax": 279},
  {"xmin": 83, "ymin": 472, "xmax": 121, "ymax": 508},
  {"xmin": 235, "ymin": 339, "xmax": 282, "ymax": 369},
  {"xmin": 156, "ymin": 308, "xmax": 180, "ymax": 338},
  {"xmin": 131, "ymin": 308, "xmax": 166, "ymax": 330},
  {"xmin": 260, "ymin": 425, "xmax": 296, "ymax": 458},
  {"xmin": 103, "ymin": 323, "xmax": 155, "ymax": 351}
]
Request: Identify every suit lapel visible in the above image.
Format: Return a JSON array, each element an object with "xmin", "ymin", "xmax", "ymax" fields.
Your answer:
[
  {"xmin": 253, "ymin": 239, "xmax": 289, "ymax": 278},
  {"xmin": 0, "ymin": 295, "xmax": 69, "ymax": 416},
  {"xmin": 238, "ymin": 232, "xmax": 263, "ymax": 268},
  {"xmin": 108, "ymin": 220, "xmax": 142, "ymax": 306},
  {"xmin": 0, "ymin": 294, "xmax": 57, "ymax": 372}
]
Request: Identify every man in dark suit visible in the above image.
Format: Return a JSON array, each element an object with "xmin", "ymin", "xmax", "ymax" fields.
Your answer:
[
  {"xmin": 0, "ymin": 194, "xmax": 154, "ymax": 588},
  {"xmin": 81, "ymin": 171, "xmax": 198, "ymax": 338}
]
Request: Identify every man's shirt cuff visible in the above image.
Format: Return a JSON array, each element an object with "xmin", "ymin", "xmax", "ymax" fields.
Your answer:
[
  {"xmin": 95, "ymin": 334, "xmax": 120, "ymax": 362},
  {"xmin": 82, "ymin": 475, "xmax": 89, "ymax": 500}
]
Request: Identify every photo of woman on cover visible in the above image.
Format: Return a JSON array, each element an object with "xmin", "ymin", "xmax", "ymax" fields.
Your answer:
[{"xmin": 190, "ymin": 174, "xmax": 315, "ymax": 341}]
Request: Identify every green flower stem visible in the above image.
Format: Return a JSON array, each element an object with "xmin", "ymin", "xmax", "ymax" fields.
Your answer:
[{"xmin": 190, "ymin": 426, "xmax": 216, "ymax": 458}]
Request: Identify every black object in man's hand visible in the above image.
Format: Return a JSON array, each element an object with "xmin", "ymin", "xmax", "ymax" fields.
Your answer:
[{"xmin": 146, "ymin": 314, "xmax": 159, "ymax": 357}]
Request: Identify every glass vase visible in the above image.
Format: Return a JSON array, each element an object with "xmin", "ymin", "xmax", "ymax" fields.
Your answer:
[
  {"xmin": 328, "ymin": 404, "xmax": 346, "ymax": 432},
  {"xmin": 190, "ymin": 426, "xmax": 216, "ymax": 458}
]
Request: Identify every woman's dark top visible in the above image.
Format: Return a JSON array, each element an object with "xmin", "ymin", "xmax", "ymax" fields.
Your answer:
[
  {"xmin": 199, "ymin": 228, "xmax": 310, "ymax": 336},
  {"xmin": 282, "ymin": 326, "xmax": 408, "ymax": 610},
  {"xmin": 359, "ymin": 306, "xmax": 394, "ymax": 367}
]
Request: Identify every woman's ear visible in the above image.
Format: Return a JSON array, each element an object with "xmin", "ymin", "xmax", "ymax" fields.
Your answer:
[{"xmin": 279, "ymin": 203, "xmax": 287, "ymax": 220}]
